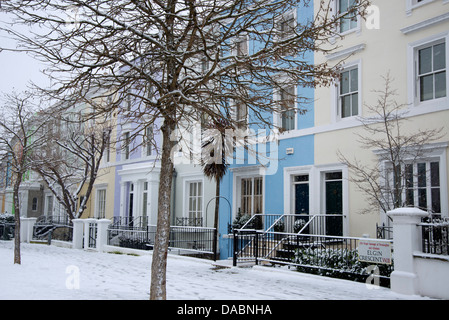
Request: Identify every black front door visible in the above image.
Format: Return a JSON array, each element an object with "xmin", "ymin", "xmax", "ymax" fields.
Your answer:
[
  {"xmin": 325, "ymin": 172, "xmax": 343, "ymax": 236},
  {"xmin": 294, "ymin": 175, "xmax": 309, "ymax": 233}
]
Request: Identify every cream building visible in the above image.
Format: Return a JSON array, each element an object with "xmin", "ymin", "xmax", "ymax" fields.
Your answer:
[{"xmin": 312, "ymin": 0, "xmax": 449, "ymax": 237}]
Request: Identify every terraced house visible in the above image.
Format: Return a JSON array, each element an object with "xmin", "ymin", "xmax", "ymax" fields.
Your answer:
[
  {"xmin": 3, "ymin": 1, "xmax": 447, "ymax": 267},
  {"xmin": 218, "ymin": 0, "xmax": 449, "ymax": 260}
]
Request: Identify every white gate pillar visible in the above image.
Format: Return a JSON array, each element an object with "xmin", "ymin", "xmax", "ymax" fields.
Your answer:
[
  {"xmin": 388, "ymin": 207, "xmax": 428, "ymax": 296},
  {"xmin": 72, "ymin": 219, "xmax": 84, "ymax": 249},
  {"xmin": 20, "ymin": 217, "xmax": 37, "ymax": 243},
  {"xmin": 96, "ymin": 219, "xmax": 111, "ymax": 252}
]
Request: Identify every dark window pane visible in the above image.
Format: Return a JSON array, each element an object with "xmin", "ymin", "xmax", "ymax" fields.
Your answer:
[
  {"xmin": 350, "ymin": 68, "xmax": 358, "ymax": 92},
  {"xmin": 294, "ymin": 175, "xmax": 309, "ymax": 182},
  {"xmin": 420, "ymin": 74, "xmax": 434, "ymax": 101},
  {"xmin": 340, "ymin": 71, "xmax": 350, "ymax": 94},
  {"xmin": 435, "ymin": 71, "xmax": 446, "ymax": 99},
  {"xmin": 431, "ymin": 162, "xmax": 440, "ymax": 187},
  {"xmin": 405, "ymin": 164, "xmax": 414, "ymax": 188},
  {"xmin": 351, "ymin": 93, "xmax": 358, "ymax": 116},
  {"xmin": 417, "ymin": 163, "xmax": 426, "ymax": 188},
  {"xmin": 419, "ymin": 47, "xmax": 432, "ymax": 75},
  {"xmin": 418, "ymin": 189, "xmax": 427, "ymax": 209},
  {"xmin": 325, "ymin": 172, "xmax": 342, "ymax": 180},
  {"xmin": 433, "ymin": 43, "xmax": 446, "ymax": 71},
  {"xmin": 341, "ymin": 95, "xmax": 351, "ymax": 118},
  {"xmin": 431, "ymin": 188, "xmax": 441, "ymax": 213}
]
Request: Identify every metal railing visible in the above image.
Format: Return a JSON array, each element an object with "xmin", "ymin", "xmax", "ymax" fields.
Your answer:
[
  {"xmin": 420, "ymin": 220, "xmax": 449, "ymax": 255},
  {"xmin": 32, "ymin": 215, "xmax": 73, "ymax": 243},
  {"xmin": 175, "ymin": 217, "xmax": 203, "ymax": 227},
  {"xmin": 376, "ymin": 223, "xmax": 393, "ymax": 240},
  {"xmin": 232, "ymin": 229, "xmax": 393, "ymax": 286},
  {"xmin": 107, "ymin": 224, "xmax": 218, "ymax": 259},
  {"xmin": 235, "ymin": 213, "xmax": 346, "ymax": 237},
  {"xmin": 110, "ymin": 216, "xmax": 149, "ymax": 229}
]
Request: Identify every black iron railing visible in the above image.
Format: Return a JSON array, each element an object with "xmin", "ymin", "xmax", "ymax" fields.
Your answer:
[
  {"xmin": 107, "ymin": 224, "xmax": 218, "ymax": 259},
  {"xmin": 420, "ymin": 221, "xmax": 449, "ymax": 255},
  {"xmin": 232, "ymin": 229, "xmax": 393, "ymax": 287}
]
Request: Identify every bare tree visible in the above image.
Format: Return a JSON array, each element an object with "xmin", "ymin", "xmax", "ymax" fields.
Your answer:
[
  {"xmin": 1, "ymin": 0, "xmax": 370, "ymax": 298},
  {"xmin": 338, "ymin": 73, "xmax": 445, "ymax": 217},
  {"xmin": 31, "ymin": 103, "xmax": 112, "ymax": 221},
  {"xmin": 0, "ymin": 91, "xmax": 48, "ymax": 264}
]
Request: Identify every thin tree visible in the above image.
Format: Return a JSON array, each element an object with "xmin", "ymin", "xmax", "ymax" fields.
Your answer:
[
  {"xmin": 338, "ymin": 73, "xmax": 445, "ymax": 217},
  {"xmin": 1, "ymin": 0, "xmax": 370, "ymax": 298},
  {"xmin": 0, "ymin": 91, "xmax": 48, "ymax": 264}
]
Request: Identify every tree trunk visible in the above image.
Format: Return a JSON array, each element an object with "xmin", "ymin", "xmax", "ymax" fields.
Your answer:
[
  {"xmin": 150, "ymin": 120, "xmax": 176, "ymax": 300},
  {"xmin": 13, "ymin": 180, "xmax": 22, "ymax": 264}
]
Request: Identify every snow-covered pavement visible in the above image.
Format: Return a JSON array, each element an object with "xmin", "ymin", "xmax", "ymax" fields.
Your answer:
[{"xmin": 0, "ymin": 241, "xmax": 431, "ymax": 300}]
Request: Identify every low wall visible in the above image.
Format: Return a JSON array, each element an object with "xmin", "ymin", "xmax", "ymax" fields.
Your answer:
[
  {"xmin": 414, "ymin": 253, "xmax": 449, "ymax": 300},
  {"xmin": 388, "ymin": 208, "xmax": 449, "ymax": 300}
]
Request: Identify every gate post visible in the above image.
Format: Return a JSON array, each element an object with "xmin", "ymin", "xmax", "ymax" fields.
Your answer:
[
  {"xmin": 72, "ymin": 219, "xmax": 84, "ymax": 249},
  {"xmin": 20, "ymin": 217, "xmax": 37, "ymax": 243},
  {"xmin": 233, "ymin": 229, "xmax": 238, "ymax": 267},
  {"xmin": 388, "ymin": 207, "xmax": 428, "ymax": 296},
  {"xmin": 96, "ymin": 219, "xmax": 111, "ymax": 252}
]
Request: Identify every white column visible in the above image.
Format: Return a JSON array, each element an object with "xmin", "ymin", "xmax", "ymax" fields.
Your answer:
[
  {"xmin": 96, "ymin": 219, "xmax": 111, "ymax": 252},
  {"xmin": 388, "ymin": 207, "xmax": 428, "ymax": 296},
  {"xmin": 19, "ymin": 217, "xmax": 37, "ymax": 243},
  {"xmin": 72, "ymin": 219, "xmax": 84, "ymax": 249},
  {"xmin": 148, "ymin": 179, "xmax": 159, "ymax": 226},
  {"xmin": 120, "ymin": 182, "xmax": 126, "ymax": 218}
]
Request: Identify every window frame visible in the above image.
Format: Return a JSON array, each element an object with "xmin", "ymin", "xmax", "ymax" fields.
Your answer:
[
  {"xmin": 416, "ymin": 40, "xmax": 446, "ymax": 103},
  {"xmin": 31, "ymin": 197, "xmax": 38, "ymax": 212},
  {"xmin": 185, "ymin": 180, "xmax": 204, "ymax": 223},
  {"xmin": 276, "ymin": 9, "xmax": 297, "ymax": 57},
  {"xmin": 143, "ymin": 125, "xmax": 154, "ymax": 158},
  {"xmin": 231, "ymin": 100, "xmax": 249, "ymax": 130},
  {"xmin": 333, "ymin": 0, "xmax": 361, "ymax": 36},
  {"xmin": 274, "ymin": 83, "xmax": 298, "ymax": 132},
  {"xmin": 123, "ymin": 131, "xmax": 131, "ymax": 160},
  {"xmin": 232, "ymin": 34, "xmax": 249, "ymax": 57},
  {"xmin": 408, "ymin": 33, "xmax": 449, "ymax": 108},
  {"xmin": 334, "ymin": 60, "xmax": 362, "ymax": 122},
  {"xmin": 95, "ymin": 188, "xmax": 107, "ymax": 219},
  {"xmin": 406, "ymin": 0, "xmax": 438, "ymax": 15},
  {"xmin": 238, "ymin": 176, "xmax": 264, "ymax": 216},
  {"xmin": 378, "ymin": 142, "xmax": 448, "ymax": 217}
]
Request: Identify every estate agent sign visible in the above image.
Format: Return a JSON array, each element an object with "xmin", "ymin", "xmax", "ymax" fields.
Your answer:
[{"xmin": 358, "ymin": 240, "xmax": 392, "ymax": 264}]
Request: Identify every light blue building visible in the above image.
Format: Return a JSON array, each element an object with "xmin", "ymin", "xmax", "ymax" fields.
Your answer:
[{"xmin": 217, "ymin": 3, "xmax": 318, "ymax": 259}]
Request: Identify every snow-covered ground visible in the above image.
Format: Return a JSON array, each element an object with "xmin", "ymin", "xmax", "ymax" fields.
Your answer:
[{"xmin": 0, "ymin": 241, "xmax": 431, "ymax": 300}]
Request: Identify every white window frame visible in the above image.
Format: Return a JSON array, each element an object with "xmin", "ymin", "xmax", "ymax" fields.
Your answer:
[
  {"xmin": 276, "ymin": 8, "xmax": 297, "ymax": 57},
  {"xmin": 183, "ymin": 179, "xmax": 204, "ymax": 223},
  {"xmin": 44, "ymin": 193, "xmax": 54, "ymax": 217},
  {"xmin": 122, "ymin": 131, "xmax": 131, "ymax": 161},
  {"xmin": 273, "ymin": 84, "xmax": 298, "ymax": 132},
  {"xmin": 406, "ymin": 0, "xmax": 438, "ymax": 15},
  {"xmin": 95, "ymin": 187, "xmax": 107, "ymax": 219},
  {"xmin": 232, "ymin": 34, "xmax": 249, "ymax": 57},
  {"xmin": 379, "ymin": 142, "xmax": 448, "ymax": 217},
  {"xmin": 231, "ymin": 166, "xmax": 265, "ymax": 219},
  {"xmin": 332, "ymin": 60, "xmax": 362, "ymax": 122},
  {"xmin": 142, "ymin": 125, "xmax": 154, "ymax": 158},
  {"xmin": 407, "ymin": 32, "xmax": 449, "ymax": 109},
  {"xmin": 332, "ymin": 0, "xmax": 361, "ymax": 36},
  {"xmin": 231, "ymin": 99, "xmax": 249, "ymax": 130}
]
